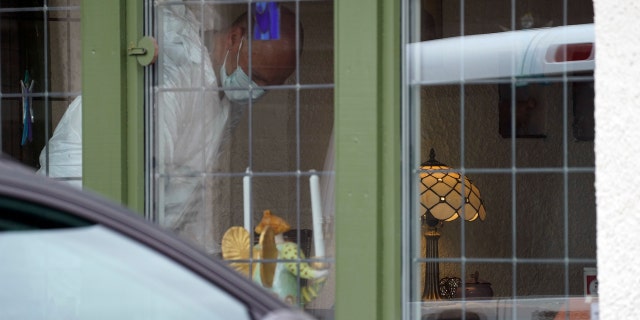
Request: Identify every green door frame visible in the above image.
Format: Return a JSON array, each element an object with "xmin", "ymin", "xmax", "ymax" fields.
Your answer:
[
  {"xmin": 334, "ymin": 1, "xmax": 402, "ymax": 320},
  {"xmin": 81, "ymin": 0, "xmax": 145, "ymax": 213},
  {"xmin": 82, "ymin": 0, "xmax": 403, "ymax": 318}
]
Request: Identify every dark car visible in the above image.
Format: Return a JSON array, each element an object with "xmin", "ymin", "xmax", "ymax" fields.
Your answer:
[{"xmin": 0, "ymin": 155, "xmax": 314, "ymax": 320}]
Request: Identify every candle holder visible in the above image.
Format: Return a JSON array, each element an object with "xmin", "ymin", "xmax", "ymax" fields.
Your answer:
[{"xmin": 309, "ymin": 170, "xmax": 326, "ymax": 258}]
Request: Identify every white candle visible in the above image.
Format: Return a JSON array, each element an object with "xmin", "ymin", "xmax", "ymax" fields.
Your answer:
[
  {"xmin": 244, "ymin": 168, "xmax": 251, "ymax": 232},
  {"xmin": 309, "ymin": 171, "xmax": 325, "ymax": 257}
]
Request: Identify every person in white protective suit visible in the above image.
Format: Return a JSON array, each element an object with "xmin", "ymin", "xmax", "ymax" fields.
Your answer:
[
  {"xmin": 37, "ymin": 3, "xmax": 301, "ymax": 256},
  {"xmin": 37, "ymin": 96, "xmax": 82, "ymax": 187}
]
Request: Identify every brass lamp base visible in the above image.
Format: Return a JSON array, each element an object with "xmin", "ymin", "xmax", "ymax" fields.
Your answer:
[{"xmin": 422, "ymin": 226, "xmax": 442, "ymax": 301}]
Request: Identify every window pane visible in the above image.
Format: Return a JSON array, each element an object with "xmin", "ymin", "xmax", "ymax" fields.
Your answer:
[
  {"xmin": 149, "ymin": 1, "xmax": 334, "ymax": 314},
  {"xmin": 405, "ymin": 0, "xmax": 596, "ymax": 318},
  {"xmin": 0, "ymin": 1, "xmax": 81, "ymax": 185}
]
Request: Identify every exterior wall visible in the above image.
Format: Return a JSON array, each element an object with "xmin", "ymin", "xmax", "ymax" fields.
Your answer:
[{"xmin": 594, "ymin": 0, "xmax": 640, "ymax": 319}]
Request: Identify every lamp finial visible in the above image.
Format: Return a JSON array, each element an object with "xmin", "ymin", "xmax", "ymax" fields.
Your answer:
[{"xmin": 423, "ymin": 148, "xmax": 446, "ymax": 167}]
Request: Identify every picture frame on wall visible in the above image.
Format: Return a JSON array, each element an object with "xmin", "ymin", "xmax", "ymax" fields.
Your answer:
[{"xmin": 584, "ymin": 267, "xmax": 598, "ymax": 297}]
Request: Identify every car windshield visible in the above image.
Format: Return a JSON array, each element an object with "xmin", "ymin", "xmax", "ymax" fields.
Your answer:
[{"xmin": 0, "ymin": 224, "xmax": 251, "ymax": 320}]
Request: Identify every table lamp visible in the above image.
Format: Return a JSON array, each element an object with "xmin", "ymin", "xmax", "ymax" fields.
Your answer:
[{"xmin": 419, "ymin": 148, "xmax": 486, "ymax": 300}]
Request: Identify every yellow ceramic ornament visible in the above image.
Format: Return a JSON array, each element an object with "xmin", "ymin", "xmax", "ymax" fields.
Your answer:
[
  {"xmin": 255, "ymin": 209, "xmax": 291, "ymax": 235},
  {"xmin": 221, "ymin": 226, "xmax": 258, "ymax": 276},
  {"xmin": 259, "ymin": 226, "xmax": 277, "ymax": 288},
  {"xmin": 223, "ymin": 210, "xmax": 329, "ymax": 306}
]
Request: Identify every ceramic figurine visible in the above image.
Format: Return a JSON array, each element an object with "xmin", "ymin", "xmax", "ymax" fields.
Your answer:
[{"xmin": 222, "ymin": 210, "xmax": 329, "ymax": 305}]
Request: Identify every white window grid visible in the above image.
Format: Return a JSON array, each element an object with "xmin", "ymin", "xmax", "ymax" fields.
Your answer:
[
  {"xmin": 146, "ymin": 0, "xmax": 335, "ymax": 312},
  {"xmin": 0, "ymin": 1, "xmax": 81, "ymax": 182},
  {"xmin": 402, "ymin": 0, "xmax": 596, "ymax": 319}
]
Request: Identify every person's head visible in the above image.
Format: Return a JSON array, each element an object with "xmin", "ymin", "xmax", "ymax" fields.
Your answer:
[{"xmin": 209, "ymin": 6, "xmax": 302, "ymax": 103}]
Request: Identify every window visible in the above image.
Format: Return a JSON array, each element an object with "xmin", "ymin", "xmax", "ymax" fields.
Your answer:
[
  {"xmin": 404, "ymin": 0, "xmax": 596, "ymax": 318},
  {"xmin": 148, "ymin": 1, "xmax": 335, "ymax": 315},
  {"xmin": 0, "ymin": 1, "xmax": 81, "ymax": 186}
]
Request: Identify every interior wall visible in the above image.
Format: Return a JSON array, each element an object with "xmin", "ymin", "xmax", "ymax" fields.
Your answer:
[
  {"xmin": 0, "ymin": 0, "xmax": 46, "ymax": 166},
  {"xmin": 441, "ymin": 0, "xmax": 594, "ymax": 37},
  {"xmin": 0, "ymin": 0, "xmax": 80, "ymax": 168},
  {"xmin": 421, "ymin": 84, "xmax": 596, "ymax": 297},
  {"xmin": 420, "ymin": 0, "xmax": 595, "ymax": 298},
  {"xmin": 49, "ymin": 0, "xmax": 81, "ymax": 131}
]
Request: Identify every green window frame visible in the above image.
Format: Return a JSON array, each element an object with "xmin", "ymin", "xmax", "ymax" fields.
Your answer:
[
  {"xmin": 82, "ymin": 1, "xmax": 404, "ymax": 319},
  {"xmin": 81, "ymin": 0, "xmax": 145, "ymax": 212},
  {"xmin": 334, "ymin": 1, "xmax": 402, "ymax": 320}
]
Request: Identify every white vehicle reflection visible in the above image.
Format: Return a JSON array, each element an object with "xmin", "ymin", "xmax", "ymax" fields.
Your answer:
[{"xmin": 407, "ymin": 24, "xmax": 594, "ymax": 85}]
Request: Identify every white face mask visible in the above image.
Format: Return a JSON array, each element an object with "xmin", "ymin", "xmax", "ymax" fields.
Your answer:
[{"xmin": 220, "ymin": 37, "xmax": 265, "ymax": 104}]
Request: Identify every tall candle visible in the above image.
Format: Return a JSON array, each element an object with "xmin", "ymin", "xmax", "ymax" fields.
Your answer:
[
  {"xmin": 309, "ymin": 171, "xmax": 325, "ymax": 257},
  {"xmin": 244, "ymin": 168, "xmax": 251, "ymax": 232}
]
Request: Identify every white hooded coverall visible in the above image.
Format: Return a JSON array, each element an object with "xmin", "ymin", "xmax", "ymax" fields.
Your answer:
[{"xmin": 38, "ymin": 2, "xmax": 233, "ymax": 256}]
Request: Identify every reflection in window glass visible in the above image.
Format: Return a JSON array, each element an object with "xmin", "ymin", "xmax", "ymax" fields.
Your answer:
[
  {"xmin": 404, "ymin": 0, "xmax": 596, "ymax": 318},
  {"xmin": 0, "ymin": 225, "xmax": 249, "ymax": 320},
  {"xmin": 0, "ymin": 1, "xmax": 81, "ymax": 186},
  {"xmin": 149, "ymin": 1, "xmax": 334, "ymax": 315}
]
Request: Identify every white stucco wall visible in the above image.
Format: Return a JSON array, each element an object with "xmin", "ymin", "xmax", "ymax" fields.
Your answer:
[{"xmin": 594, "ymin": 1, "xmax": 640, "ymax": 319}]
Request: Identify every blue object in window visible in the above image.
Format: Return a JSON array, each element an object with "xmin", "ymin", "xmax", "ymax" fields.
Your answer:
[
  {"xmin": 20, "ymin": 71, "xmax": 34, "ymax": 146},
  {"xmin": 253, "ymin": 2, "xmax": 280, "ymax": 40}
]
